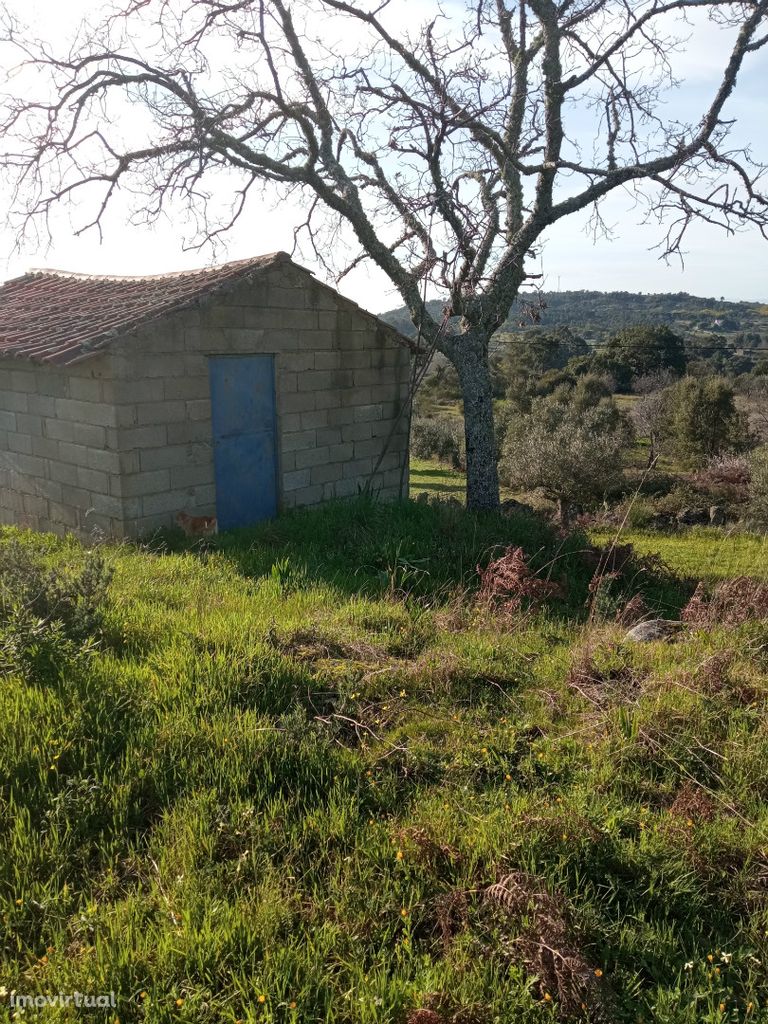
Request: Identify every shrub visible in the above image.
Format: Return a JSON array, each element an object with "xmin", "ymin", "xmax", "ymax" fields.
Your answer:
[
  {"xmin": 698, "ymin": 453, "xmax": 751, "ymax": 489},
  {"xmin": 418, "ymin": 362, "xmax": 461, "ymax": 404},
  {"xmin": 692, "ymin": 453, "xmax": 751, "ymax": 506},
  {"xmin": 652, "ymin": 484, "xmax": 704, "ymax": 519},
  {"xmin": 0, "ymin": 540, "xmax": 113, "ymax": 639},
  {"xmin": 662, "ymin": 376, "xmax": 753, "ymax": 467},
  {"xmin": 410, "ymin": 416, "xmax": 465, "ymax": 469},
  {"xmin": 476, "ymin": 545, "xmax": 563, "ymax": 613},
  {"xmin": 748, "ymin": 446, "xmax": 768, "ymax": 528},
  {"xmin": 683, "ymin": 577, "xmax": 768, "ymax": 627},
  {"xmin": 633, "ymin": 471, "xmax": 677, "ymax": 498},
  {"xmin": 0, "ymin": 540, "xmax": 113, "ymax": 677},
  {"xmin": 499, "ymin": 398, "xmax": 633, "ymax": 523}
]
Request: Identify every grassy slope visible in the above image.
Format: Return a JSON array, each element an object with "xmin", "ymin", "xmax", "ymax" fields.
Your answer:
[{"xmin": 1, "ymin": 500, "xmax": 768, "ymax": 1023}]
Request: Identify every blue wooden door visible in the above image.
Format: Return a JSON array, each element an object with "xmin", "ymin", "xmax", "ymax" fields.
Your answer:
[{"xmin": 209, "ymin": 355, "xmax": 278, "ymax": 530}]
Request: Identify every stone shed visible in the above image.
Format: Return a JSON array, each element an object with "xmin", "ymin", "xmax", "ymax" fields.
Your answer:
[{"xmin": 0, "ymin": 252, "xmax": 411, "ymax": 537}]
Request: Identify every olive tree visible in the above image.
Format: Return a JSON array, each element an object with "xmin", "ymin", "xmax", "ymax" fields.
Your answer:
[
  {"xmin": 499, "ymin": 395, "xmax": 633, "ymax": 523},
  {"xmin": 663, "ymin": 376, "xmax": 752, "ymax": 466},
  {"xmin": 631, "ymin": 386, "xmax": 672, "ymax": 466},
  {"xmin": 2, "ymin": 0, "xmax": 768, "ymax": 509}
]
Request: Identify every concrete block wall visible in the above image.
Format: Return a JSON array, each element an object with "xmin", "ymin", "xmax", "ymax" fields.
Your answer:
[
  {"xmin": 110, "ymin": 263, "xmax": 411, "ymax": 535},
  {"xmin": 0, "ymin": 354, "xmax": 127, "ymax": 537}
]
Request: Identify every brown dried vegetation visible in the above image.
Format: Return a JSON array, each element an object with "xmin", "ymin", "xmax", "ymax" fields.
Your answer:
[
  {"xmin": 682, "ymin": 577, "xmax": 768, "ymax": 627},
  {"xmin": 484, "ymin": 871, "xmax": 610, "ymax": 1019},
  {"xmin": 476, "ymin": 547, "xmax": 563, "ymax": 614}
]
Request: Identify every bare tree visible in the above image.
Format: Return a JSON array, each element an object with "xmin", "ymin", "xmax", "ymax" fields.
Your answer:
[
  {"xmin": 631, "ymin": 369, "xmax": 677, "ymax": 465},
  {"xmin": 2, "ymin": 0, "xmax": 767, "ymax": 510}
]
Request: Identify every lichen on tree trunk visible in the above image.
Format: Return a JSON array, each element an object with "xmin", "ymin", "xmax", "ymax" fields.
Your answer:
[{"xmin": 451, "ymin": 335, "xmax": 500, "ymax": 512}]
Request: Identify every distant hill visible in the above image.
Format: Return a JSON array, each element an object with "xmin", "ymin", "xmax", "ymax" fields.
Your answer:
[{"xmin": 380, "ymin": 290, "xmax": 768, "ymax": 346}]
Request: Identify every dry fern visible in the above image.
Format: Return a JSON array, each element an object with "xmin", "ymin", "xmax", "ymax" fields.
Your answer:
[{"xmin": 484, "ymin": 871, "xmax": 610, "ymax": 1019}]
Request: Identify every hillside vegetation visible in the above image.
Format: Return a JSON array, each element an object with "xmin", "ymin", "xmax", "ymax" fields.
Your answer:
[
  {"xmin": 381, "ymin": 291, "xmax": 768, "ymax": 348},
  {"xmin": 3, "ymin": 500, "xmax": 768, "ymax": 1023}
]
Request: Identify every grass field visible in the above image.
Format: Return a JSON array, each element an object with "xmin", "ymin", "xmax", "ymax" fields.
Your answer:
[
  {"xmin": 2, "ymin": 498, "xmax": 768, "ymax": 1023},
  {"xmin": 589, "ymin": 528, "xmax": 768, "ymax": 581},
  {"xmin": 410, "ymin": 460, "xmax": 522, "ymax": 506}
]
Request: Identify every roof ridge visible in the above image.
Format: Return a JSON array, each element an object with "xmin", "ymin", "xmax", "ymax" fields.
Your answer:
[
  {"xmin": 0, "ymin": 251, "xmax": 409, "ymax": 367},
  {"xmin": 21, "ymin": 250, "xmax": 290, "ymax": 283}
]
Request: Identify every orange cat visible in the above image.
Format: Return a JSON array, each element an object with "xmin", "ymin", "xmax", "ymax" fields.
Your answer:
[{"xmin": 175, "ymin": 511, "xmax": 218, "ymax": 536}]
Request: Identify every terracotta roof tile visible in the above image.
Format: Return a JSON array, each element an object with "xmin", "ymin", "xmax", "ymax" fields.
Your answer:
[{"xmin": 0, "ymin": 251, "xmax": 289, "ymax": 366}]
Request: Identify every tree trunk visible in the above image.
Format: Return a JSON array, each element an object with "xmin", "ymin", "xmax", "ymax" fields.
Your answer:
[
  {"xmin": 646, "ymin": 434, "xmax": 657, "ymax": 468},
  {"xmin": 556, "ymin": 496, "xmax": 570, "ymax": 528},
  {"xmin": 451, "ymin": 336, "xmax": 500, "ymax": 512}
]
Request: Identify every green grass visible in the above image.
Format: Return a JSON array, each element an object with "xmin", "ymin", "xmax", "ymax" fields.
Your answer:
[
  {"xmin": 411, "ymin": 458, "xmax": 768, "ymax": 582},
  {"xmin": 2, "ymin": 500, "xmax": 768, "ymax": 1023},
  {"xmin": 409, "ymin": 458, "xmax": 466, "ymax": 501},
  {"xmin": 589, "ymin": 527, "xmax": 768, "ymax": 581},
  {"xmin": 409, "ymin": 459, "xmax": 522, "ymax": 505}
]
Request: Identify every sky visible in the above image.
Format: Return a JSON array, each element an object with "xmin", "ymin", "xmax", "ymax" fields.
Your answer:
[{"xmin": 0, "ymin": 0, "xmax": 766, "ymax": 312}]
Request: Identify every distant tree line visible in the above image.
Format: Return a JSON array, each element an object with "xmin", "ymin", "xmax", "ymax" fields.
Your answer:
[{"xmin": 382, "ymin": 291, "xmax": 768, "ymax": 353}]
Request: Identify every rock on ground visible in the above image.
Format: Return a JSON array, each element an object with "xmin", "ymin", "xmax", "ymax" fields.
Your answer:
[{"xmin": 623, "ymin": 619, "xmax": 682, "ymax": 642}]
